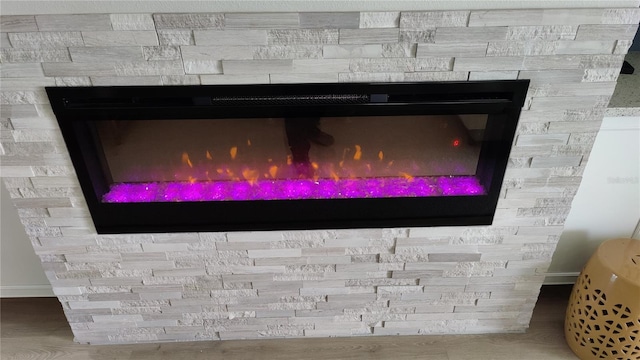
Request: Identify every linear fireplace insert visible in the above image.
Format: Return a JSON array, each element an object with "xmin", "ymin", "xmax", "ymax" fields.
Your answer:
[{"xmin": 46, "ymin": 81, "xmax": 528, "ymax": 233}]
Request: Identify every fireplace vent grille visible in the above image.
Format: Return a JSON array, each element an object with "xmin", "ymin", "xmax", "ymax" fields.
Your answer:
[{"xmin": 210, "ymin": 94, "xmax": 371, "ymax": 105}]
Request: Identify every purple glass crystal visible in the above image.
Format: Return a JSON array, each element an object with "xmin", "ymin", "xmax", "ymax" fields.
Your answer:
[{"xmin": 103, "ymin": 176, "xmax": 485, "ymax": 203}]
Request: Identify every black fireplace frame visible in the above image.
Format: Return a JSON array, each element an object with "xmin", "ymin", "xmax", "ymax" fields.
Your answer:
[{"xmin": 46, "ymin": 81, "xmax": 528, "ymax": 234}]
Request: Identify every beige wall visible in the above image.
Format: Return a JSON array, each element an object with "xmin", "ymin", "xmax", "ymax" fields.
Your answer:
[{"xmin": 1, "ymin": 181, "xmax": 52, "ymax": 297}]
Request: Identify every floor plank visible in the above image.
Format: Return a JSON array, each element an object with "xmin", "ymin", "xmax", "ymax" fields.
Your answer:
[{"xmin": 1, "ymin": 286, "xmax": 578, "ymax": 360}]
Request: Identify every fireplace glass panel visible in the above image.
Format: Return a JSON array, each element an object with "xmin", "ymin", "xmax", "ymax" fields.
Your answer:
[{"xmin": 95, "ymin": 114, "xmax": 488, "ymax": 203}]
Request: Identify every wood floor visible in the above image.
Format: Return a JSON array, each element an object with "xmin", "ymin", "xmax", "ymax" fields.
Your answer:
[{"xmin": 1, "ymin": 286, "xmax": 578, "ymax": 360}]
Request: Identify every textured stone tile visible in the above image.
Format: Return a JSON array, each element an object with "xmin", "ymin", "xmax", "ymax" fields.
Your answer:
[
  {"xmin": 530, "ymin": 95, "xmax": 609, "ymax": 111},
  {"xmin": 544, "ymin": 9, "xmax": 610, "ymax": 25},
  {"xmin": 159, "ymin": 75, "xmax": 199, "ymax": 85},
  {"xmin": 194, "ymin": 30, "xmax": 267, "ymax": 46},
  {"xmin": 339, "ymin": 29, "xmax": 398, "ymax": 44},
  {"xmin": 471, "ymin": 9, "xmax": 604, "ymax": 27},
  {"xmin": 0, "ymin": 104, "xmax": 38, "ymax": 118},
  {"xmin": 68, "ymin": 301, "xmax": 121, "ymax": 310},
  {"xmin": 300, "ymin": 13, "xmax": 359, "ymax": 29},
  {"xmin": 291, "ymin": 59, "xmax": 350, "ymax": 73},
  {"xmin": 225, "ymin": 13, "xmax": 299, "ymax": 29},
  {"xmin": 270, "ymin": 73, "xmax": 339, "ymax": 84},
  {"xmin": 469, "ymin": 71, "xmax": 518, "ymax": 80},
  {"xmin": 338, "ymin": 72, "xmax": 404, "ymax": 83},
  {"xmin": 602, "ymin": 8, "xmax": 640, "ymax": 24},
  {"xmin": 90, "ymin": 77, "xmax": 162, "ymax": 86},
  {"xmin": 518, "ymin": 69, "xmax": 584, "ymax": 84},
  {"xmin": 322, "ymin": 44, "xmax": 382, "ymax": 59},
  {"xmin": 222, "ymin": 59, "xmax": 295, "ymax": 74},
  {"xmin": 453, "ymin": 57, "xmax": 524, "ymax": 71},
  {"xmin": 1, "ymin": 32, "xmax": 10, "ymax": 48},
  {"xmin": 471, "ymin": 10, "xmax": 545, "ymax": 27},
  {"xmin": 254, "ymin": 45, "xmax": 322, "ymax": 59},
  {"xmin": 530, "ymin": 156, "xmax": 582, "ymax": 168},
  {"xmin": 506, "ymin": 25, "xmax": 577, "ymax": 40},
  {"xmin": 142, "ymin": 46, "xmax": 181, "ymax": 61},
  {"xmin": 613, "ymin": 40, "xmax": 634, "ymax": 54},
  {"xmin": 44, "ymin": 217, "xmax": 93, "ymax": 227},
  {"xmin": 153, "ymin": 14, "xmax": 224, "ymax": 30},
  {"xmin": 576, "ymin": 24, "xmax": 639, "ymax": 41},
  {"xmin": 404, "ymin": 72, "xmax": 469, "ymax": 81},
  {"xmin": 414, "ymin": 57, "xmax": 453, "ymax": 71},
  {"xmin": 1, "ymin": 15, "xmax": 38, "ymax": 32},
  {"xmin": 350, "ymin": 58, "xmax": 414, "ymax": 72},
  {"xmin": 517, "ymin": 134, "xmax": 570, "ymax": 146},
  {"xmin": 400, "ymin": 11, "xmax": 469, "ymax": 28},
  {"xmin": 180, "ymin": 46, "xmax": 254, "ymax": 60},
  {"xmin": 580, "ymin": 54, "xmax": 625, "ymax": 69},
  {"xmin": 42, "ymin": 62, "xmax": 116, "ymax": 77},
  {"xmin": 54, "ymin": 77, "xmax": 92, "ymax": 86},
  {"xmin": 548, "ymin": 121, "xmax": 603, "ymax": 133},
  {"xmin": 158, "ymin": 30, "xmax": 194, "ymax": 46},
  {"xmin": 8, "ymin": 32, "xmax": 84, "ymax": 48},
  {"xmin": 0, "ymin": 48, "xmax": 70, "ymax": 63},
  {"xmin": 381, "ymin": 44, "xmax": 416, "ymax": 58},
  {"xmin": 110, "ymin": 14, "xmax": 155, "ymax": 31},
  {"xmin": 360, "ymin": 12, "xmax": 400, "ymax": 28},
  {"xmin": 268, "ymin": 29, "xmax": 339, "ymax": 45},
  {"xmin": 417, "ymin": 43, "xmax": 487, "ymax": 57},
  {"xmin": 36, "ymin": 15, "xmax": 112, "ymax": 31},
  {"xmin": 528, "ymin": 82, "xmax": 616, "ymax": 97},
  {"xmin": 582, "ymin": 68, "xmax": 620, "ymax": 82},
  {"xmin": 69, "ymin": 47, "xmax": 143, "ymax": 62},
  {"xmin": 523, "ymin": 55, "xmax": 582, "ymax": 70},
  {"xmin": 1, "ymin": 77, "xmax": 56, "ymax": 90},
  {"xmin": 399, "ymin": 30, "xmax": 435, "ymax": 44},
  {"xmin": 200, "ymin": 74, "xmax": 269, "ymax": 85},
  {"xmin": 114, "ymin": 61, "xmax": 184, "ymax": 76},
  {"xmin": 81, "ymin": 31, "xmax": 158, "ymax": 46},
  {"xmin": 555, "ymin": 40, "xmax": 615, "ymax": 55},
  {"xmin": 0, "ymin": 90, "xmax": 49, "ymax": 105},
  {"xmin": 436, "ymin": 27, "xmax": 508, "ymax": 43},
  {"xmin": 486, "ymin": 41, "xmax": 557, "ymax": 56}
]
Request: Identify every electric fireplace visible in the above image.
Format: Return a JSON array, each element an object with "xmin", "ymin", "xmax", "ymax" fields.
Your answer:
[{"xmin": 46, "ymin": 81, "xmax": 528, "ymax": 233}]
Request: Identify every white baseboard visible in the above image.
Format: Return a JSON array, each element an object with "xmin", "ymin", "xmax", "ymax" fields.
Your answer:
[
  {"xmin": 544, "ymin": 272, "xmax": 580, "ymax": 285},
  {"xmin": 0, "ymin": 285, "xmax": 54, "ymax": 298}
]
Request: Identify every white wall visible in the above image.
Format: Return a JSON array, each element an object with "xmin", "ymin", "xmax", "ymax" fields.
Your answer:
[
  {"xmin": 546, "ymin": 115, "xmax": 640, "ymax": 283},
  {"xmin": 0, "ymin": 181, "xmax": 53, "ymax": 297}
]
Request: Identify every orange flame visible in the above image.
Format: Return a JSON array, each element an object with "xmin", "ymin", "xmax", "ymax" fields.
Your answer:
[
  {"xmin": 216, "ymin": 168, "xmax": 224, "ymax": 174},
  {"xmin": 378, "ymin": 151, "xmax": 384, "ymax": 161},
  {"xmin": 182, "ymin": 152, "xmax": 193, "ymax": 168},
  {"xmin": 247, "ymin": 139, "xmax": 252, "ymax": 146},
  {"xmin": 242, "ymin": 168, "xmax": 259, "ymax": 185},
  {"xmin": 353, "ymin": 145, "xmax": 362, "ymax": 160},
  {"xmin": 388, "ymin": 161, "xmax": 394, "ymax": 167},
  {"xmin": 230, "ymin": 146, "xmax": 238, "ymax": 160},
  {"xmin": 311, "ymin": 162, "xmax": 319, "ymax": 170},
  {"xmin": 339, "ymin": 160, "xmax": 344, "ymax": 168},
  {"xmin": 330, "ymin": 171, "xmax": 340, "ymax": 181},
  {"xmin": 366, "ymin": 164, "xmax": 371, "ymax": 171},
  {"xmin": 206, "ymin": 150, "xmax": 213, "ymax": 160},
  {"xmin": 286, "ymin": 155, "xmax": 292, "ymax": 165},
  {"xmin": 188, "ymin": 176, "xmax": 197, "ymax": 184},
  {"xmin": 269, "ymin": 165, "xmax": 278, "ymax": 178},
  {"xmin": 399, "ymin": 172, "xmax": 414, "ymax": 182}
]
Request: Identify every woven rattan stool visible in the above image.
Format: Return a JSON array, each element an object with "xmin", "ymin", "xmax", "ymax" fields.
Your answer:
[{"xmin": 565, "ymin": 238, "xmax": 640, "ymax": 360}]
